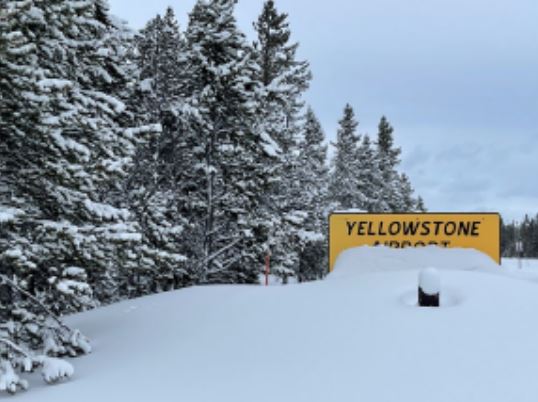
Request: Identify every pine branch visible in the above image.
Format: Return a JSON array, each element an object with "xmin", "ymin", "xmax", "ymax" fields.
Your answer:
[
  {"xmin": 0, "ymin": 337, "xmax": 30, "ymax": 359},
  {"xmin": 0, "ymin": 275, "xmax": 71, "ymax": 334}
]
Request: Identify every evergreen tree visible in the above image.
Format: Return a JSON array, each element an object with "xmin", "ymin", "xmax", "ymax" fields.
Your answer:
[
  {"xmin": 0, "ymin": 0, "xmax": 149, "ymax": 391},
  {"xmin": 253, "ymin": 0, "xmax": 311, "ymax": 152},
  {"xmin": 252, "ymin": 0, "xmax": 312, "ymax": 282},
  {"xmin": 374, "ymin": 115, "xmax": 401, "ymax": 211},
  {"xmin": 125, "ymin": 8, "xmax": 191, "ymax": 296},
  {"xmin": 374, "ymin": 116, "xmax": 425, "ymax": 212},
  {"xmin": 296, "ymin": 107, "xmax": 329, "ymax": 281},
  {"xmin": 134, "ymin": 7, "xmax": 185, "ymax": 122},
  {"xmin": 500, "ymin": 215, "xmax": 538, "ymax": 258},
  {"xmin": 521, "ymin": 215, "xmax": 533, "ymax": 258},
  {"xmin": 501, "ymin": 218, "xmax": 515, "ymax": 257},
  {"xmin": 376, "ymin": 116, "xmax": 401, "ymax": 169},
  {"xmin": 416, "ymin": 196, "xmax": 427, "ymax": 212},
  {"xmin": 329, "ymin": 104, "xmax": 361, "ymax": 209},
  {"xmin": 531, "ymin": 215, "xmax": 538, "ymax": 257},
  {"xmin": 183, "ymin": 0, "xmax": 271, "ymax": 284},
  {"xmin": 355, "ymin": 134, "xmax": 383, "ymax": 211},
  {"xmin": 396, "ymin": 173, "xmax": 416, "ymax": 211},
  {"xmin": 298, "ymin": 107, "xmax": 329, "ymax": 232}
]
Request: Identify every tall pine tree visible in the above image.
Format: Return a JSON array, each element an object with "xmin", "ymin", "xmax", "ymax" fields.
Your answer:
[
  {"xmin": 125, "ymin": 7, "xmax": 191, "ymax": 296},
  {"xmin": 374, "ymin": 116, "xmax": 400, "ymax": 211},
  {"xmin": 296, "ymin": 107, "xmax": 329, "ymax": 281},
  {"xmin": 182, "ymin": 0, "xmax": 271, "ymax": 284},
  {"xmin": 374, "ymin": 116, "xmax": 422, "ymax": 212},
  {"xmin": 355, "ymin": 134, "xmax": 383, "ymax": 211},
  {"xmin": 253, "ymin": 0, "xmax": 312, "ymax": 282},
  {"xmin": 329, "ymin": 104, "xmax": 362, "ymax": 210}
]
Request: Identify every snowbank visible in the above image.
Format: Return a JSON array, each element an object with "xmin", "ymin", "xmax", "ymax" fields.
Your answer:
[
  {"xmin": 12, "ymin": 247, "xmax": 538, "ymax": 402},
  {"xmin": 331, "ymin": 245, "xmax": 499, "ymax": 278}
]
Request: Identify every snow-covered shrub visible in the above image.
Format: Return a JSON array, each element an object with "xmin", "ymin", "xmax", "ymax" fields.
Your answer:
[
  {"xmin": 0, "ymin": 274, "xmax": 90, "ymax": 394},
  {"xmin": 0, "ymin": 342, "xmax": 75, "ymax": 394}
]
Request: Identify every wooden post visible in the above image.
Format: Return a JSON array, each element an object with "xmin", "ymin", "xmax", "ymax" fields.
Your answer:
[{"xmin": 418, "ymin": 268, "xmax": 440, "ymax": 307}]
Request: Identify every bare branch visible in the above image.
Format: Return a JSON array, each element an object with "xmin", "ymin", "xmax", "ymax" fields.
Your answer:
[{"xmin": 195, "ymin": 238, "xmax": 241, "ymax": 273}]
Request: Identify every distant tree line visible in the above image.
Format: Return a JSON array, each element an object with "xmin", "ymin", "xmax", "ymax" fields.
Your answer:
[
  {"xmin": 501, "ymin": 216, "xmax": 538, "ymax": 258},
  {"xmin": 0, "ymin": 0, "xmax": 423, "ymax": 392}
]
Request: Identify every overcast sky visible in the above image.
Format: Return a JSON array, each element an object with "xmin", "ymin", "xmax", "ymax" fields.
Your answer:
[{"xmin": 108, "ymin": 0, "xmax": 538, "ymax": 221}]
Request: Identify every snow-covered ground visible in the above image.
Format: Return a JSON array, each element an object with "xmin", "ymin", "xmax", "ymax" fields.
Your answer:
[
  {"xmin": 11, "ymin": 247, "xmax": 538, "ymax": 402},
  {"xmin": 502, "ymin": 256, "xmax": 538, "ymax": 271},
  {"xmin": 500, "ymin": 257, "xmax": 538, "ymax": 283}
]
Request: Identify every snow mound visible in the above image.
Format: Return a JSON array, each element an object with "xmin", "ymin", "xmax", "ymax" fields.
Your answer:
[{"xmin": 330, "ymin": 245, "xmax": 499, "ymax": 281}]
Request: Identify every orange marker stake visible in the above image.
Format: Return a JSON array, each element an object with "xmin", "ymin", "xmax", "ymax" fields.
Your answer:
[{"xmin": 264, "ymin": 253, "xmax": 270, "ymax": 286}]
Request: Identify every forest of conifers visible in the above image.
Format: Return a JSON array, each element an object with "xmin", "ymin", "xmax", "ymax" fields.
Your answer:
[{"xmin": 0, "ymin": 0, "xmax": 424, "ymax": 392}]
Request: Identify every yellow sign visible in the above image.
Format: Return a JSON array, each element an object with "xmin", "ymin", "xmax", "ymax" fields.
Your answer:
[{"xmin": 329, "ymin": 213, "xmax": 501, "ymax": 271}]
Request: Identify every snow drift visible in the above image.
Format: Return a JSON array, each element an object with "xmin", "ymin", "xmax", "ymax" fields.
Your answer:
[
  {"xmin": 331, "ymin": 245, "xmax": 500, "ymax": 278},
  {"xmin": 12, "ymin": 246, "xmax": 538, "ymax": 402}
]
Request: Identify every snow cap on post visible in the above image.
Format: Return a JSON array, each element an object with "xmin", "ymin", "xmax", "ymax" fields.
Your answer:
[{"xmin": 418, "ymin": 267, "xmax": 440, "ymax": 307}]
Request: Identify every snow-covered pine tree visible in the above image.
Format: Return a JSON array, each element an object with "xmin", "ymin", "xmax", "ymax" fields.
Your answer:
[
  {"xmin": 373, "ymin": 116, "xmax": 423, "ymax": 212},
  {"xmin": 296, "ymin": 107, "xmax": 329, "ymax": 281},
  {"xmin": 76, "ymin": 1, "xmax": 162, "ymax": 301},
  {"xmin": 416, "ymin": 196, "xmax": 427, "ymax": 212},
  {"xmin": 329, "ymin": 104, "xmax": 363, "ymax": 210},
  {"xmin": 0, "ymin": 0, "xmax": 150, "ymax": 389},
  {"xmin": 182, "ymin": 0, "xmax": 271, "ymax": 284},
  {"xmin": 396, "ymin": 173, "xmax": 416, "ymax": 211},
  {"xmin": 124, "ymin": 7, "xmax": 191, "ymax": 296},
  {"xmin": 373, "ymin": 115, "xmax": 401, "ymax": 211},
  {"xmin": 253, "ymin": 0, "xmax": 311, "ymax": 151},
  {"xmin": 253, "ymin": 0, "xmax": 312, "ymax": 282},
  {"xmin": 298, "ymin": 107, "xmax": 329, "ymax": 234},
  {"xmin": 134, "ymin": 7, "xmax": 185, "ymax": 123},
  {"xmin": 355, "ymin": 134, "xmax": 384, "ymax": 212}
]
